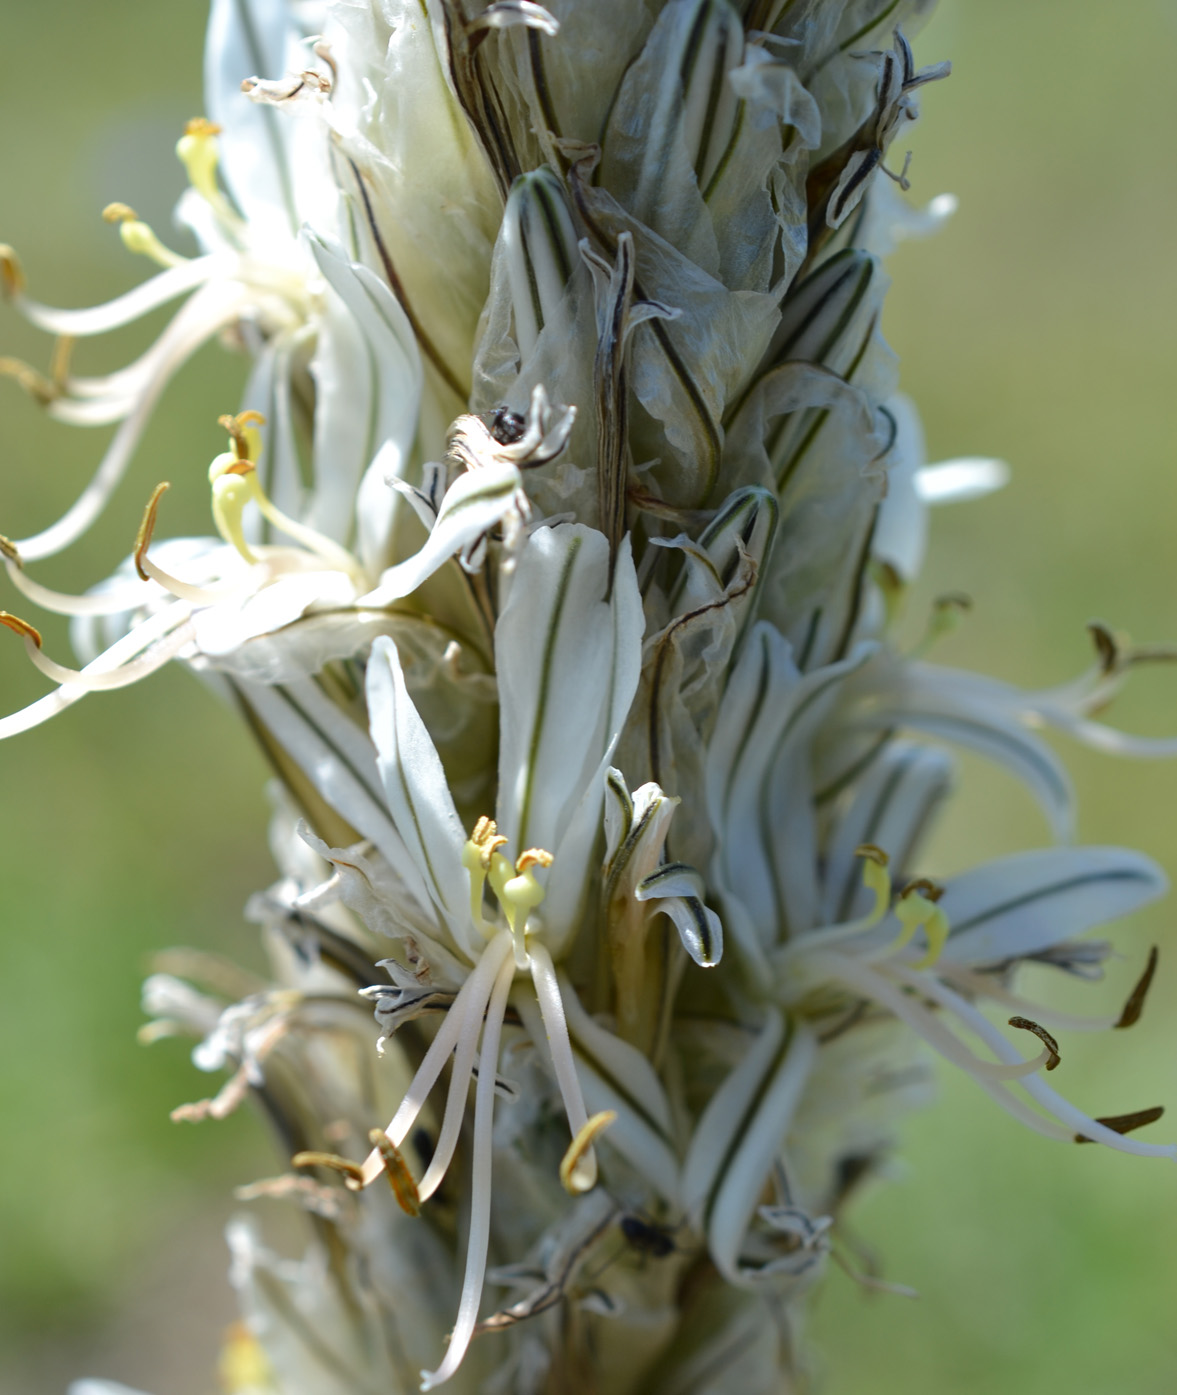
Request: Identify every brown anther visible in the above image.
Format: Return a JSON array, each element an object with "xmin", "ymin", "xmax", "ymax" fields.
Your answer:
[
  {"xmin": 1088, "ymin": 620, "xmax": 1119, "ymax": 675},
  {"xmin": 184, "ymin": 117, "xmax": 222, "ymax": 138},
  {"xmin": 134, "ymin": 482, "xmax": 171, "ymax": 582},
  {"xmin": 855, "ymin": 843, "xmax": 890, "ymax": 867},
  {"xmin": 102, "ymin": 202, "xmax": 138, "ymax": 224},
  {"xmin": 291, "ymin": 1149, "xmax": 365, "ymax": 1188},
  {"xmin": 0, "ymin": 611, "xmax": 43, "ymax": 648},
  {"xmin": 1115, "ymin": 946, "xmax": 1159, "ymax": 1030},
  {"xmin": 0, "ymin": 535, "xmax": 22, "ymax": 568},
  {"xmin": 0, "ymin": 244, "xmax": 26, "ymax": 298},
  {"xmin": 516, "ymin": 848, "xmax": 554, "ymax": 872},
  {"xmin": 900, "ymin": 877, "xmax": 943, "ymax": 904},
  {"xmin": 1008, "ymin": 1015, "xmax": 1061, "ymax": 1071},
  {"xmin": 367, "ymin": 1128, "xmax": 421, "ymax": 1216},
  {"xmin": 225, "ymin": 460, "xmax": 255, "ymax": 478},
  {"xmin": 1075, "ymin": 1105, "xmax": 1165, "ymax": 1143}
]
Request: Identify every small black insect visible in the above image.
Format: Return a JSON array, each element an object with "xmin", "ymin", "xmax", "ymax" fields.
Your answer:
[
  {"xmin": 619, "ymin": 1213, "xmax": 676, "ymax": 1259},
  {"xmin": 490, "ymin": 405, "xmax": 526, "ymax": 446}
]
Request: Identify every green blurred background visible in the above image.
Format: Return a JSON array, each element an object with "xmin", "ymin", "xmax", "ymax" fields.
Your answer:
[{"xmin": 1, "ymin": 1, "xmax": 1176, "ymax": 1391}]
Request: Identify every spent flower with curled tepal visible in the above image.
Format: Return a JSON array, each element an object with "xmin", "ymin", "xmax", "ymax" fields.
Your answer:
[{"xmin": 4, "ymin": 2, "xmax": 1177, "ymax": 1393}]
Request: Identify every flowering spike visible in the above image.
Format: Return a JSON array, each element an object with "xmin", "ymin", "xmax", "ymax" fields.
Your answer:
[{"xmin": 4, "ymin": 5, "xmax": 1175, "ymax": 1391}]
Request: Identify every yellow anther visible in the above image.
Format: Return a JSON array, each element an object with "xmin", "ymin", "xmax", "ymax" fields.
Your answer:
[
  {"xmin": 559, "ymin": 1109, "xmax": 614, "ymax": 1194},
  {"xmin": 0, "ymin": 535, "xmax": 21, "ymax": 567},
  {"xmin": 0, "ymin": 244, "xmax": 26, "ymax": 298},
  {"xmin": 470, "ymin": 816, "xmax": 509, "ymax": 868},
  {"xmin": 134, "ymin": 481, "xmax": 172, "ymax": 581},
  {"xmin": 892, "ymin": 878, "xmax": 949, "ymax": 969},
  {"xmin": 516, "ymin": 847, "xmax": 554, "ymax": 873},
  {"xmin": 367, "ymin": 1128, "xmax": 421, "ymax": 1216},
  {"xmin": 854, "ymin": 843, "xmax": 892, "ymax": 929},
  {"xmin": 0, "ymin": 610, "xmax": 43, "ymax": 648},
  {"xmin": 185, "ymin": 117, "xmax": 223, "ymax": 138},
  {"xmin": 102, "ymin": 202, "xmax": 185, "ymax": 269},
  {"xmin": 177, "ymin": 118, "xmax": 224, "ymax": 206},
  {"xmin": 218, "ymin": 1320, "xmax": 274, "ymax": 1394},
  {"xmin": 218, "ymin": 410, "xmax": 266, "ymax": 463}
]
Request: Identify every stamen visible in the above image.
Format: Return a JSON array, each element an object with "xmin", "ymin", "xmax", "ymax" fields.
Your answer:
[
  {"xmin": 102, "ymin": 202, "xmax": 186, "ymax": 269},
  {"xmin": 208, "ymin": 421, "xmax": 361, "ymax": 577},
  {"xmin": 135, "ymin": 481, "xmax": 244, "ymax": 604},
  {"xmin": 367, "ymin": 1128, "xmax": 421, "ymax": 1216},
  {"xmin": 776, "ymin": 846, "xmax": 898, "ymax": 971},
  {"xmin": 210, "ymin": 456, "xmax": 261, "ymax": 564},
  {"xmin": 500, "ymin": 848, "xmax": 551, "ymax": 967},
  {"xmin": 176, "ymin": 118, "xmax": 225, "ymax": 208},
  {"xmin": 0, "ymin": 353, "xmax": 61, "ymax": 405},
  {"xmin": 134, "ymin": 482, "xmax": 172, "ymax": 581},
  {"xmin": 912, "ymin": 593, "xmax": 972, "ymax": 657},
  {"xmin": 217, "ymin": 410, "xmax": 266, "ymax": 463},
  {"xmin": 462, "ymin": 818, "xmax": 508, "ymax": 933},
  {"xmin": 292, "ymin": 1150, "xmax": 366, "ymax": 1189},
  {"xmin": 358, "ymin": 931, "xmax": 513, "ymax": 1189},
  {"xmin": 560, "ymin": 1111, "xmax": 616, "ymax": 1194},
  {"xmin": 0, "ymin": 610, "xmax": 43, "ymax": 647},
  {"xmin": 0, "ymin": 244, "xmax": 26, "ymax": 297},
  {"xmin": 889, "ymin": 879, "xmax": 948, "ymax": 969},
  {"xmin": 1115, "ymin": 946, "xmax": 1159, "ymax": 1029},
  {"xmin": 854, "ymin": 843, "xmax": 891, "ymax": 927},
  {"xmin": 0, "ymin": 609, "xmax": 97, "ymax": 688},
  {"xmin": 420, "ymin": 949, "xmax": 516, "ymax": 1391},
  {"xmin": 529, "ymin": 941, "xmax": 596, "ymax": 1187},
  {"xmin": 1075, "ymin": 1106, "xmax": 1165, "ymax": 1144},
  {"xmin": 1008, "ymin": 1016, "xmax": 1061, "ymax": 1071}
]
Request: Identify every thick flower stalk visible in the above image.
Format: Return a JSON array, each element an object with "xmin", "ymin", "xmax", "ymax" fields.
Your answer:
[{"xmin": 3, "ymin": 2, "xmax": 1175, "ymax": 1393}]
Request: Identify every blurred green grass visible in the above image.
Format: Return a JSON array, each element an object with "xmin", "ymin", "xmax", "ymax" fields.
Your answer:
[{"xmin": 1, "ymin": 1, "xmax": 1175, "ymax": 1391}]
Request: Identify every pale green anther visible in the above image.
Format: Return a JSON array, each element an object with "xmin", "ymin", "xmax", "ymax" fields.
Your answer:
[
  {"xmin": 176, "ymin": 120, "xmax": 223, "ymax": 207},
  {"xmin": 892, "ymin": 888, "xmax": 950, "ymax": 969},
  {"xmin": 859, "ymin": 853, "xmax": 892, "ymax": 929},
  {"xmin": 502, "ymin": 864, "xmax": 547, "ymax": 967},
  {"xmin": 102, "ymin": 203, "xmax": 185, "ymax": 270},
  {"xmin": 209, "ymin": 461, "xmax": 261, "ymax": 566},
  {"xmin": 119, "ymin": 219, "xmax": 185, "ymax": 268},
  {"xmin": 462, "ymin": 839, "xmax": 490, "ymax": 933},
  {"xmin": 501, "ymin": 167, "xmax": 579, "ymax": 360},
  {"xmin": 487, "ymin": 850, "xmax": 514, "ymax": 918}
]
